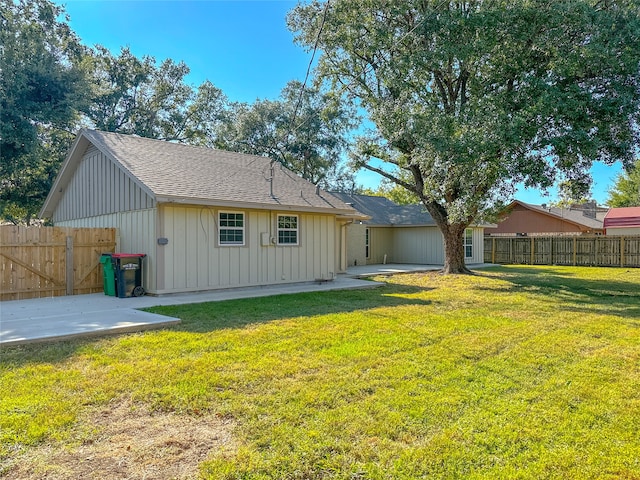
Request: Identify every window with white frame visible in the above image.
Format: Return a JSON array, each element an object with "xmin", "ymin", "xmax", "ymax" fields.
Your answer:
[
  {"xmin": 277, "ymin": 215, "xmax": 298, "ymax": 245},
  {"xmin": 463, "ymin": 228, "xmax": 473, "ymax": 258},
  {"xmin": 219, "ymin": 211, "xmax": 244, "ymax": 245}
]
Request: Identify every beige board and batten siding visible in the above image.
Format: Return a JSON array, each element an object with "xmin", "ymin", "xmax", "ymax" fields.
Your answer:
[
  {"xmin": 465, "ymin": 227, "xmax": 485, "ymax": 264},
  {"xmin": 345, "ymin": 223, "xmax": 367, "ymax": 267},
  {"xmin": 334, "ymin": 219, "xmax": 350, "ymax": 273},
  {"xmin": 391, "ymin": 227, "xmax": 445, "ymax": 264},
  {"xmin": 366, "ymin": 226, "xmax": 484, "ymax": 265},
  {"xmin": 53, "ymin": 146, "xmax": 155, "ymax": 223},
  {"xmin": 367, "ymin": 227, "xmax": 394, "ymax": 264},
  {"xmin": 54, "ymin": 209, "xmax": 158, "ymax": 293},
  {"xmin": 157, "ymin": 205, "xmax": 336, "ymax": 294}
]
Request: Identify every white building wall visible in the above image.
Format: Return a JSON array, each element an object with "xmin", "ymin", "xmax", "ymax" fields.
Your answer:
[
  {"xmin": 606, "ymin": 227, "xmax": 640, "ymax": 236},
  {"xmin": 156, "ymin": 205, "xmax": 337, "ymax": 294}
]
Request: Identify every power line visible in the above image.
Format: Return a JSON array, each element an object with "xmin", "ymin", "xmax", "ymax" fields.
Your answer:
[{"xmin": 284, "ymin": 0, "xmax": 331, "ymax": 148}]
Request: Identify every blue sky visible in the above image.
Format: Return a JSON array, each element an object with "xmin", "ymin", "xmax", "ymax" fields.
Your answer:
[{"xmin": 55, "ymin": 0, "xmax": 621, "ymax": 205}]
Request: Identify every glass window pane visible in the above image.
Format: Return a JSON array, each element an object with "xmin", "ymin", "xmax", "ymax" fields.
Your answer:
[
  {"xmin": 219, "ymin": 212, "xmax": 244, "ymax": 245},
  {"xmin": 277, "ymin": 215, "xmax": 298, "ymax": 245}
]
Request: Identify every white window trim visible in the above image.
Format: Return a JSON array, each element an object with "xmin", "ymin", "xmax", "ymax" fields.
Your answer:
[
  {"xmin": 464, "ymin": 228, "xmax": 473, "ymax": 259},
  {"xmin": 218, "ymin": 211, "xmax": 245, "ymax": 246},
  {"xmin": 276, "ymin": 214, "xmax": 299, "ymax": 246}
]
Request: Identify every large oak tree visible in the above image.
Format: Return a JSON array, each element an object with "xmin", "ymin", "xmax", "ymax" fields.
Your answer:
[{"xmin": 289, "ymin": 0, "xmax": 640, "ymax": 273}]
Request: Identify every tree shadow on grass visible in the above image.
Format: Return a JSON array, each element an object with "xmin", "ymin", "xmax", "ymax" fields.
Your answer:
[
  {"xmin": 473, "ymin": 266, "xmax": 640, "ymax": 321},
  {"xmin": 0, "ymin": 283, "xmax": 432, "ymax": 366}
]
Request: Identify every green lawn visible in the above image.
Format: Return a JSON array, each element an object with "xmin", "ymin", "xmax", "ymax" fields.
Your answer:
[{"xmin": 2, "ymin": 266, "xmax": 639, "ymax": 479}]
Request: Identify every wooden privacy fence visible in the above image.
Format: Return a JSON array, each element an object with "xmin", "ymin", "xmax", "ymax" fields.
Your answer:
[
  {"xmin": 484, "ymin": 235, "xmax": 640, "ymax": 268},
  {"xmin": 1, "ymin": 226, "xmax": 117, "ymax": 301}
]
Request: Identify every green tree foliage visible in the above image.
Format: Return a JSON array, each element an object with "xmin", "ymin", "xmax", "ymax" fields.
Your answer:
[
  {"xmin": 0, "ymin": 0, "xmax": 89, "ymax": 223},
  {"xmin": 86, "ymin": 46, "xmax": 229, "ymax": 144},
  {"xmin": 218, "ymin": 80, "xmax": 357, "ymax": 186},
  {"xmin": 607, "ymin": 161, "xmax": 640, "ymax": 207},
  {"xmin": 551, "ymin": 176, "xmax": 594, "ymax": 208},
  {"xmin": 289, "ymin": 0, "xmax": 640, "ymax": 273},
  {"xmin": 376, "ymin": 179, "xmax": 420, "ymax": 205}
]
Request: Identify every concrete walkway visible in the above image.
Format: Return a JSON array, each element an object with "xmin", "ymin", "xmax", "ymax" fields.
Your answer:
[{"xmin": 0, "ymin": 263, "xmax": 495, "ymax": 346}]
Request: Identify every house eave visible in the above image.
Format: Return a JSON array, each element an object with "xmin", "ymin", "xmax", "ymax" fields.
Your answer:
[{"xmin": 156, "ymin": 195, "xmax": 361, "ymax": 217}]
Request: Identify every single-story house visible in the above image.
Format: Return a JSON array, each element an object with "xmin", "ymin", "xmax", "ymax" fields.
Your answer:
[
  {"xmin": 603, "ymin": 207, "xmax": 640, "ymax": 235},
  {"xmin": 39, "ymin": 129, "xmax": 364, "ymax": 295},
  {"xmin": 330, "ymin": 193, "xmax": 487, "ymax": 266},
  {"xmin": 484, "ymin": 200, "xmax": 605, "ymax": 236}
]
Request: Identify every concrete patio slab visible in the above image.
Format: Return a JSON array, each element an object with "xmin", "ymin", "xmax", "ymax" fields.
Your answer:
[
  {"xmin": 0, "ymin": 275, "xmax": 379, "ymax": 346},
  {"xmin": 346, "ymin": 262, "xmax": 496, "ymax": 277}
]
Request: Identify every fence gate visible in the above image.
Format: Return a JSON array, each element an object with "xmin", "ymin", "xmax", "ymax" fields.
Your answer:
[{"xmin": 0, "ymin": 226, "xmax": 117, "ymax": 301}]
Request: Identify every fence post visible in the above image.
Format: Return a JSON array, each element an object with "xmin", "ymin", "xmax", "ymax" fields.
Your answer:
[
  {"xmin": 530, "ymin": 237, "xmax": 534, "ymax": 265},
  {"xmin": 492, "ymin": 237, "xmax": 496, "ymax": 264},
  {"xmin": 573, "ymin": 237, "xmax": 577, "ymax": 266},
  {"xmin": 66, "ymin": 236, "xmax": 74, "ymax": 295},
  {"xmin": 509, "ymin": 237, "xmax": 513, "ymax": 264},
  {"xmin": 621, "ymin": 237, "xmax": 625, "ymax": 268}
]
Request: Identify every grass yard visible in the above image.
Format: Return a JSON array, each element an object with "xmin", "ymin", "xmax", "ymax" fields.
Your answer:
[{"xmin": 1, "ymin": 266, "xmax": 639, "ymax": 479}]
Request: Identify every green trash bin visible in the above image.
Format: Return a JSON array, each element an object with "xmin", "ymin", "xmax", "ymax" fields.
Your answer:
[{"xmin": 99, "ymin": 254, "xmax": 116, "ymax": 296}]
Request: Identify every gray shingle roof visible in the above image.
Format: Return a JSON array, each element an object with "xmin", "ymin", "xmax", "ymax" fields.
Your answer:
[
  {"xmin": 81, "ymin": 130, "xmax": 357, "ymax": 214},
  {"xmin": 330, "ymin": 193, "xmax": 436, "ymax": 226}
]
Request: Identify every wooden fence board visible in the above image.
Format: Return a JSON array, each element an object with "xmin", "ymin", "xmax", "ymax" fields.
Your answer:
[
  {"xmin": 0, "ymin": 226, "xmax": 116, "ymax": 301},
  {"xmin": 485, "ymin": 235, "xmax": 640, "ymax": 268}
]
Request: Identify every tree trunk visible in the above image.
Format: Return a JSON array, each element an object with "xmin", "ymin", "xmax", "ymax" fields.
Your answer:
[{"xmin": 441, "ymin": 225, "xmax": 472, "ymax": 275}]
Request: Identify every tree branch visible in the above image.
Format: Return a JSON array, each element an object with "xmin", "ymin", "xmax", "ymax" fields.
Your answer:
[{"xmin": 361, "ymin": 162, "xmax": 417, "ymax": 192}]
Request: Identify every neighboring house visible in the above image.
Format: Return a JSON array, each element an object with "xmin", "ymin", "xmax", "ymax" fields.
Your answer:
[
  {"xmin": 330, "ymin": 193, "xmax": 487, "ymax": 266},
  {"xmin": 39, "ymin": 130, "xmax": 363, "ymax": 295},
  {"xmin": 603, "ymin": 207, "xmax": 640, "ymax": 235},
  {"xmin": 484, "ymin": 200, "xmax": 605, "ymax": 236}
]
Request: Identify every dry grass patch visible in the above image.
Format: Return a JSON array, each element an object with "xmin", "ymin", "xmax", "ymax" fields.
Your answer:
[{"xmin": 3, "ymin": 399, "xmax": 236, "ymax": 480}]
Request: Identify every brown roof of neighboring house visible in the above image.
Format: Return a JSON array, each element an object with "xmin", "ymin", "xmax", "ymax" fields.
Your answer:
[
  {"xmin": 505, "ymin": 200, "xmax": 604, "ymax": 230},
  {"xmin": 41, "ymin": 129, "xmax": 361, "ymax": 217}
]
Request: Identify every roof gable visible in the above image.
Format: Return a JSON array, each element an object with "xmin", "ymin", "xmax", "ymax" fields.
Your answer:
[
  {"xmin": 41, "ymin": 130, "xmax": 359, "ymax": 217},
  {"xmin": 505, "ymin": 201, "xmax": 604, "ymax": 230}
]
